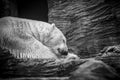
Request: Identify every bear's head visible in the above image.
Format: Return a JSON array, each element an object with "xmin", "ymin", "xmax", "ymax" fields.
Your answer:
[{"xmin": 43, "ymin": 23, "xmax": 68, "ymax": 57}]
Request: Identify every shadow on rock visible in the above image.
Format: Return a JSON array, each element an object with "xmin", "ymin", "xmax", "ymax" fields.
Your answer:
[{"xmin": 69, "ymin": 58, "xmax": 120, "ymax": 80}]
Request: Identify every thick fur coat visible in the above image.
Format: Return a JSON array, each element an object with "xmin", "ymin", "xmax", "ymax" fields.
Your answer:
[{"xmin": 0, "ymin": 17, "xmax": 68, "ymax": 59}]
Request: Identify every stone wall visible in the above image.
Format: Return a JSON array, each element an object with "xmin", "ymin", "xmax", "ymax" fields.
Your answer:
[{"xmin": 48, "ymin": 0, "xmax": 120, "ymax": 57}]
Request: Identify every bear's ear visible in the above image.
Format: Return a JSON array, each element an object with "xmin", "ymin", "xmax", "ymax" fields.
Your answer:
[{"xmin": 51, "ymin": 23, "xmax": 55, "ymax": 29}]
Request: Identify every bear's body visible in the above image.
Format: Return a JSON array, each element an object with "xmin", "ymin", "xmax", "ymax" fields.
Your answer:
[{"xmin": 0, "ymin": 17, "xmax": 68, "ymax": 59}]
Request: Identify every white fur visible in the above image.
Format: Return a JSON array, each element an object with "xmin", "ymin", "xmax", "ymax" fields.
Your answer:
[{"xmin": 0, "ymin": 17, "xmax": 68, "ymax": 59}]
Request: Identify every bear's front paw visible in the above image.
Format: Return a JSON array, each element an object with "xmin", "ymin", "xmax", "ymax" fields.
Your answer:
[{"xmin": 61, "ymin": 53, "xmax": 80, "ymax": 63}]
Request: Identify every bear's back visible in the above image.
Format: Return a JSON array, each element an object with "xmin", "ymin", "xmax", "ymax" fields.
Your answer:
[
  {"xmin": 0, "ymin": 17, "xmax": 58, "ymax": 59},
  {"xmin": 0, "ymin": 16, "xmax": 52, "ymax": 31}
]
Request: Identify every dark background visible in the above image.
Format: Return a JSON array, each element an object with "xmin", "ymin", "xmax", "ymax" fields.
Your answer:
[{"xmin": 0, "ymin": 0, "xmax": 48, "ymax": 22}]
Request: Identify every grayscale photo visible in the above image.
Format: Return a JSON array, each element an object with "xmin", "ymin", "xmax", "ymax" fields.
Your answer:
[{"xmin": 0, "ymin": 0, "xmax": 120, "ymax": 80}]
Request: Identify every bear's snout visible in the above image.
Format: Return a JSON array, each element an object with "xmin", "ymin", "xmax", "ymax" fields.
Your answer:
[{"xmin": 58, "ymin": 48, "xmax": 68, "ymax": 55}]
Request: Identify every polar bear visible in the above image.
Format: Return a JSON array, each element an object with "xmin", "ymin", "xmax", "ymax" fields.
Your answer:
[{"xmin": 0, "ymin": 16, "xmax": 68, "ymax": 59}]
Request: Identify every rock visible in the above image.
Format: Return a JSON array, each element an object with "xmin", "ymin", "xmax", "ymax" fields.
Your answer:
[
  {"xmin": 70, "ymin": 59, "xmax": 120, "ymax": 80},
  {"xmin": 48, "ymin": 0, "xmax": 120, "ymax": 57},
  {"xmin": 95, "ymin": 45, "xmax": 120, "ymax": 75},
  {"xmin": 0, "ymin": 47, "xmax": 85, "ymax": 78},
  {"xmin": 98, "ymin": 45, "xmax": 120, "ymax": 57}
]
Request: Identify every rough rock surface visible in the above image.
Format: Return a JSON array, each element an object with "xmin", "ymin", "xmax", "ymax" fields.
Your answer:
[
  {"xmin": 48, "ymin": 0, "xmax": 120, "ymax": 57},
  {"xmin": 1, "ymin": 48, "xmax": 120, "ymax": 80},
  {"xmin": 0, "ymin": 47, "xmax": 85, "ymax": 78},
  {"xmin": 95, "ymin": 45, "xmax": 120, "ymax": 75},
  {"xmin": 70, "ymin": 58, "xmax": 120, "ymax": 80},
  {"xmin": 0, "ymin": 46, "xmax": 120, "ymax": 80}
]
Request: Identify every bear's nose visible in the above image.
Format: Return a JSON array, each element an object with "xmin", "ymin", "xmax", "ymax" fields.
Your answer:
[{"xmin": 58, "ymin": 48, "xmax": 68, "ymax": 55}]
